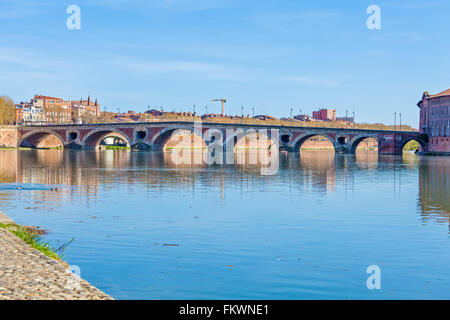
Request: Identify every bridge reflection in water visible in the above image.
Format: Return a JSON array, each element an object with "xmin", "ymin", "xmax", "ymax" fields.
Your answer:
[{"xmin": 0, "ymin": 149, "xmax": 448, "ymax": 228}]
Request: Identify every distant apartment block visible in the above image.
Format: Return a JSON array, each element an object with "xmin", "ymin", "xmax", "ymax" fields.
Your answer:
[
  {"xmin": 15, "ymin": 99, "xmax": 46, "ymax": 125},
  {"xmin": 418, "ymin": 89, "xmax": 450, "ymax": 153},
  {"xmin": 312, "ymin": 109, "xmax": 336, "ymax": 121},
  {"xmin": 33, "ymin": 95, "xmax": 71, "ymax": 124}
]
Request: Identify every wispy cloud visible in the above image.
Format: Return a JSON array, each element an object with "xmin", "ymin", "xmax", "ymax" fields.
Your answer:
[
  {"xmin": 0, "ymin": 46, "xmax": 78, "ymax": 70},
  {"xmin": 278, "ymin": 75, "xmax": 342, "ymax": 87},
  {"xmin": 251, "ymin": 11, "xmax": 341, "ymax": 32},
  {"xmin": 382, "ymin": 0, "xmax": 450, "ymax": 9},
  {"xmin": 104, "ymin": 56, "xmax": 245, "ymax": 80},
  {"xmin": 0, "ymin": 0, "xmax": 232, "ymax": 19},
  {"xmin": 0, "ymin": 0, "xmax": 52, "ymax": 19},
  {"xmin": 112, "ymin": 59, "xmax": 225, "ymax": 73},
  {"xmin": 157, "ymin": 0, "xmax": 234, "ymax": 11},
  {"xmin": 80, "ymin": 0, "xmax": 233, "ymax": 12}
]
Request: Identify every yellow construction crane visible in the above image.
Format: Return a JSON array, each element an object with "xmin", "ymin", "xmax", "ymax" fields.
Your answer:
[{"xmin": 211, "ymin": 98, "xmax": 227, "ymax": 116}]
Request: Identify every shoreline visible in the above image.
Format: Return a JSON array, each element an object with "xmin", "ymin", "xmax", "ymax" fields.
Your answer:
[{"xmin": 0, "ymin": 210, "xmax": 113, "ymax": 300}]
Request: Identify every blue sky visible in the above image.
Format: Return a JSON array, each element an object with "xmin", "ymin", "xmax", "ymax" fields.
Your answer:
[{"xmin": 1, "ymin": 0, "xmax": 449, "ymax": 126}]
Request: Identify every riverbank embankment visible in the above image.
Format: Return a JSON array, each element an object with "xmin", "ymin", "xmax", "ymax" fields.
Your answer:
[{"xmin": 0, "ymin": 211, "xmax": 112, "ymax": 300}]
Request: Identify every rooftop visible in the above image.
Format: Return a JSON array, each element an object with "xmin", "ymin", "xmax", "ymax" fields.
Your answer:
[
  {"xmin": 34, "ymin": 95, "xmax": 63, "ymax": 101},
  {"xmin": 427, "ymin": 88, "xmax": 450, "ymax": 99}
]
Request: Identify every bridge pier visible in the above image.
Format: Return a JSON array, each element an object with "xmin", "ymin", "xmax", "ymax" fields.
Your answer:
[
  {"xmin": 64, "ymin": 142, "xmax": 82, "ymax": 149},
  {"xmin": 334, "ymin": 146, "xmax": 352, "ymax": 154},
  {"xmin": 131, "ymin": 142, "xmax": 151, "ymax": 151}
]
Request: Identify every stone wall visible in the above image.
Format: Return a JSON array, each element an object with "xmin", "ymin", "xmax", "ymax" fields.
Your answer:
[
  {"xmin": 428, "ymin": 137, "xmax": 450, "ymax": 153},
  {"xmin": 0, "ymin": 126, "xmax": 18, "ymax": 148}
]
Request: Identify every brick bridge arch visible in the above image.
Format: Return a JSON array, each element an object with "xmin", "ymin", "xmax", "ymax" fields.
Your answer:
[
  {"xmin": 150, "ymin": 126, "xmax": 208, "ymax": 151},
  {"xmin": 224, "ymin": 128, "xmax": 279, "ymax": 151},
  {"xmin": 82, "ymin": 128, "xmax": 133, "ymax": 149},
  {"xmin": 378, "ymin": 134, "xmax": 428, "ymax": 155},
  {"xmin": 291, "ymin": 132, "xmax": 338, "ymax": 152},
  {"xmin": 18, "ymin": 129, "xmax": 66, "ymax": 148},
  {"xmin": 348, "ymin": 134, "xmax": 380, "ymax": 154}
]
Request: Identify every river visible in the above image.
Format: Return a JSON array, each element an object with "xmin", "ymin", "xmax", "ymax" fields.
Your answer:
[{"xmin": 0, "ymin": 149, "xmax": 448, "ymax": 299}]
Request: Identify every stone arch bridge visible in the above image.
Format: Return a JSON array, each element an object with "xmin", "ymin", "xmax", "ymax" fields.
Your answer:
[{"xmin": 17, "ymin": 122, "xmax": 428, "ymax": 155}]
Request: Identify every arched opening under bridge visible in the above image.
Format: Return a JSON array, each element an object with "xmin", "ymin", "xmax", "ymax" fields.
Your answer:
[
  {"xmin": 19, "ymin": 131, "xmax": 64, "ymax": 149},
  {"xmin": 83, "ymin": 130, "xmax": 131, "ymax": 150},
  {"xmin": 352, "ymin": 137, "xmax": 379, "ymax": 154},
  {"xmin": 293, "ymin": 134, "xmax": 335, "ymax": 153},
  {"xmin": 234, "ymin": 131, "xmax": 275, "ymax": 151},
  {"xmin": 402, "ymin": 139, "xmax": 424, "ymax": 154},
  {"xmin": 152, "ymin": 128, "xmax": 207, "ymax": 151}
]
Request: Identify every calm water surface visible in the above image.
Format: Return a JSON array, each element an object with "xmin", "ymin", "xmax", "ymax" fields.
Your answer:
[{"xmin": 0, "ymin": 150, "xmax": 449, "ymax": 299}]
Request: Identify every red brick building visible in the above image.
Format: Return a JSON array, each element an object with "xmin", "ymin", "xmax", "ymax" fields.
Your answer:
[
  {"xmin": 70, "ymin": 96, "xmax": 101, "ymax": 118},
  {"xmin": 33, "ymin": 95, "xmax": 72, "ymax": 124},
  {"xmin": 418, "ymin": 89, "xmax": 450, "ymax": 153},
  {"xmin": 312, "ymin": 109, "xmax": 336, "ymax": 121}
]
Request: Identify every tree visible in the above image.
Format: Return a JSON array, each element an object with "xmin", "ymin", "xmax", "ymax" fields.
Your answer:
[
  {"xmin": 102, "ymin": 111, "xmax": 117, "ymax": 123},
  {"xmin": 0, "ymin": 96, "xmax": 16, "ymax": 125}
]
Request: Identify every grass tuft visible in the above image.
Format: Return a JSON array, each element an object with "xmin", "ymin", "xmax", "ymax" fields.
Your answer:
[
  {"xmin": 104, "ymin": 145, "xmax": 130, "ymax": 150},
  {"xmin": 0, "ymin": 223, "xmax": 62, "ymax": 260}
]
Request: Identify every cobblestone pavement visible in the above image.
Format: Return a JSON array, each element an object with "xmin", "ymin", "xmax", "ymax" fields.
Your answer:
[{"xmin": 0, "ymin": 227, "xmax": 113, "ymax": 300}]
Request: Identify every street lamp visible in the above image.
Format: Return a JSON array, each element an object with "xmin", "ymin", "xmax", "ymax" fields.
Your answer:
[
  {"xmin": 394, "ymin": 112, "xmax": 397, "ymax": 131},
  {"xmin": 345, "ymin": 109, "xmax": 348, "ymax": 129},
  {"xmin": 252, "ymin": 107, "xmax": 255, "ymax": 124}
]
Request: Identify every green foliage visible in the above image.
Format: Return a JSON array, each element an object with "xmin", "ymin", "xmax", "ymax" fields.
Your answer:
[
  {"xmin": 404, "ymin": 140, "xmax": 420, "ymax": 151},
  {"xmin": 0, "ymin": 223, "xmax": 62, "ymax": 260},
  {"xmin": 104, "ymin": 145, "xmax": 131, "ymax": 150}
]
